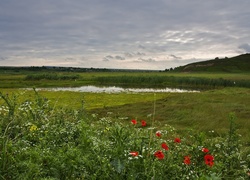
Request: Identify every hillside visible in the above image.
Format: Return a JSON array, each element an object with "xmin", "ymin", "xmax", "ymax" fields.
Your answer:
[{"xmin": 173, "ymin": 53, "xmax": 250, "ymax": 73}]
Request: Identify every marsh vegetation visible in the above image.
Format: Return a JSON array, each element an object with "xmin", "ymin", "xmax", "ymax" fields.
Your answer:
[{"xmin": 0, "ymin": 67, "xmax": 250, "ymax": 179}]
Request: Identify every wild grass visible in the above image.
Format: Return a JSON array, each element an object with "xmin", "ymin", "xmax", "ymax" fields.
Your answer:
[
  {"xmin": 1, "ymin": 70, "xmax": 250, "ymax": 89},
  {"xmin": 1, "ymin": 87, "xmax": 249, "ymax": 144},
  {"xmin": 0, "ymin": 90, "xmax": 249, "ymax": 179},
  {"xmin": 95, "ymin": 75, "xmax": 250, "ymax": 89}
]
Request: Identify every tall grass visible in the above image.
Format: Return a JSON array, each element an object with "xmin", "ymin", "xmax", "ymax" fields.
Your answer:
[
  {"xmin": 24, "ymin": 73, "xmax": 80, "ymax": 81},
  {"xmin": 0, "ymin": 90, "xmax": 249, "ymax": 179},
  {"xmin": 95, "ymin": 75, "xmax": 250, "ymax": 89}
]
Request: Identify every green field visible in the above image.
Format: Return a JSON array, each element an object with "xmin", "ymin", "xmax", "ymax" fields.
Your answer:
[
  {"xmin": 1, "ymin": 70, "xmax": 250, "ymax": 141},
  {"xmin": 1, "ymin": 69, "xmax": 250, "ymax": 89},
  {"xmin": 0, "ymin": 69, "xmax": 250, "ymax": 179}
]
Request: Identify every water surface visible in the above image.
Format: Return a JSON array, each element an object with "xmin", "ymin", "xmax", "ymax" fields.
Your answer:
[{"xmin": 36, "ymin": 85, "xmax": 199, "ymax": 93}]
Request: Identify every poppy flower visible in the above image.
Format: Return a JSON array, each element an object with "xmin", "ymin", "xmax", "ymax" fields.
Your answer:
[
  {"xmin": 202, "ymin": 148, "xmax": 209, "ymax": 153},
  {"xmin": 131, "ymin": 119, "xmax": 137, "ymax": 125},
  {"xmin": 161, "ymin": 142, "xmax": 169, "ymax": 150},
  {"xmin": 129, "ymin": 151, "xmax": 139, "ymax": 157},
  {"xmin": 156, "ymin": 131, "xmax": 161, "ymax": 137},
  {"xmin": 154, "ymin": 150, "xmax": 164, "ymax": 160},
  {"xmin": 183, "ymin": 156, "xmax": 191, "ymax": 165},
  {"xmin": 174, "ymin": 137, "xmax": 181, "ymax": 143},
  {"xmin": 141, "ymin": 120, "xmax": 147, "ymax": 127},
  {"xmin": 204, "ymin": 154, "xmax": 214, "ymax": 167}
]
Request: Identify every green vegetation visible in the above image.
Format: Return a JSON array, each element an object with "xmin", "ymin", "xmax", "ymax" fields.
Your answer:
[
  {"xmin": 0, "ymin": 91, "xmax": 249, "ymax": 179},
  {"xmin": 95, "ymin": 75, "xmax": 250, "ymax": 89},
  {"xmin": 24, "ymin": 73, "xmax": 80, "ymax": 81},
  {"xmin": 0, "ymin": 55, "xmax": 250, "ymax": 178},
  {"xmin": 0, "ymin": 67, "xmax": 250, "ymax": 89},
  {"xmin": 1, "ymin": 53, "xmax": 250, "ymax": 89},
  {"xmin": 172, "ymin": 53, "xmax": 250, "ymax": 73}
]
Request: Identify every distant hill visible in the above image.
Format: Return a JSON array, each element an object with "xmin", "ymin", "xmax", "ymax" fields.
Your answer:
[{"xmin": 172, "ymin": 53, "xmax": 250, "ymax": 73}]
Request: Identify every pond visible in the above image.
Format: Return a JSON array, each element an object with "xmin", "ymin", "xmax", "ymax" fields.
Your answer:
[{"xmin": 35, "ymin": 85, "xmax": 199, "ymax": 93}]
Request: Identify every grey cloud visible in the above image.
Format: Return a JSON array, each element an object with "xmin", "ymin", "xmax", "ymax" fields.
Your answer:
[
  {"xmin": 138, "ymin": 58, "xmax": 156, "ymax": 62},
  {"xmin": 136, "ymin": 52, "xmax": 146, "ymax": 56},
  {"xmin": 0, "ymin": 57, "xmax": 7, "ymax": 61},
  {"xmin": 103, "ymin": 55, "xmax": 125, "ymax": 61},
  {"xmin": 238, "ymin": 43, "xmax": 250, "ymax": 52},
  {"xmin": 106, "ymin": 55, "xmax": 114, "ymax": 59},
  {"xmin": 124, "ymin": 52, "xmax": 146, "ymax": 58},
  {"xmin": 170, "ymin": 55, "xmax": 182, "ymax": 60},
  {"xmin": 138, "ymin": 45, "xmax": 146, "ymax": 49},
  {"xmin": 103, "ymin": 55, "xmax": 114, "ymax": 61},
  {"xmin": 65, "ymin": 58, "xmax": 75, "ymax": 62},
  {"xmin": 0, "ymin": 0, "xmax": 250, "ymax": 69},
  {"xmin": 103, "ymin": 57, "xmax": 109, "ymax": 62},
  {"xmin": 115, "ymin": 56, "xmax": 125, "ymax": 60},
  {"xmin": 124, "ymin": 52, "xmax": 133, "ymax": 58}
]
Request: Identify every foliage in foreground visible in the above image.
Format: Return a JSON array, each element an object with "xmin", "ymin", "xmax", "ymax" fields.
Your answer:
[{"xmin": 0, "ymin": 91, "xmax": 249, "ymax": 179}]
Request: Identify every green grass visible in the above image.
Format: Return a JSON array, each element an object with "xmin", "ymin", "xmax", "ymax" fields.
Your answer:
[
  {"xmin": 0, "ymin": 90, "xmax": 249, "ymax": 179},
  {"xmin": 1, "ymin": 87, "xmax": 249, "ymax": 144},
  {"xmin": 1, "ymin": 66, "xmax": 250, "ymax": 178},
  {"xmin": 87, "ymin": 88, "xmax": 250, "ymax": 143},
  {"xmin": 1, "ymin": 68, "xmax": 250, "ymax": 89},
  {"xmin": 173, "ymin": 53, "xmax": 250, "ymax": 73}
]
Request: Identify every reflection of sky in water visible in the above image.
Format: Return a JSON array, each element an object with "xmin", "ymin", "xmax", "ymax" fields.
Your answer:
[{"xmin": 35, "ymin": 86, "xmax": 199, "ymax": 93}]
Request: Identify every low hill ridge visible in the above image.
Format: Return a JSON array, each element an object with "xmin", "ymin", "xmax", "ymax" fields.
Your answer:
[{"xmin": 173, "ymin": 53, "xmax": 250, "ymax": 73}]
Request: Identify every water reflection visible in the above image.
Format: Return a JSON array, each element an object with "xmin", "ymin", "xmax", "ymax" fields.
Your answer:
[{"xmin": 36, "ymin": 85, "xmax": 199, "ymax": 93}]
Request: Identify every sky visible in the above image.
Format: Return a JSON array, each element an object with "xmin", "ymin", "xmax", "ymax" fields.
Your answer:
[{"xmin": 0, "ymin": 0, "xmax": 250, "ymax": 70}]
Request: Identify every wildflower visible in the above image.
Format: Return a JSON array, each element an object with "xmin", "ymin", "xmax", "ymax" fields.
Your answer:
[
  {"xmin": 131, "ymin": 119, "xmax": 137, "ymax": 125},
  {"xmin": 204, "ymin": 154, "xmax": 214, "ymax": 167},
  {"xmin": 174, "ymin": 137, "xmax": 181, "ymax": 143},
  {"xmin": 156, "ymin": 131, "xmax": 161, "ymax": 137},
  {"xmin": 161, "ymin": 142, "xmax": 169, "ymax": 150},
  {"xmin": 184, "ymin": 156, "xmax": 191, "ymax": 165},
  {"xmin": 154, "ymin": 150, "xmax": 164, "ymax": 160},
  {"xmin": 129, "ymin": 151, "xmax": 139, "ymax": 157},
  {"xmin": 30, "ymin": 124, "xmax": 38, "ymax": 132},
  {"xmin": 202, "ymin": 148, "xmax": 209, "ymax": 153},
  {"xmin": 215, "ymin": 144, "xmax": 221, "ymax": 148},
  {"xmin": 141, "ymin": 120, "xmax": 147, "ymax": 127}
]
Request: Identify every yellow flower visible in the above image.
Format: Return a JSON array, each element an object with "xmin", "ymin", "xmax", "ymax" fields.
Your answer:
[{"xmin": 30, "ymin": 124, "xmax": 38, "ymax": 132}]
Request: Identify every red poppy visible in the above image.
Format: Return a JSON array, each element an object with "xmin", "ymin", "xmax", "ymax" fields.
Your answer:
[
  {"xmin": 156, "ymin": 131, "xmax": 161, "ymax": 137},
  {"xmin": 141, "ymin": 120, "xmax": 147, "ymax": 127},
  {"xmin": 184, "ymin": 156, "xmax": 191, "ymax": 165},
  {"xmin": 129, "ymin": 151, "xmax": 139, "ymax": 157},
  {"xmin": 202, "ymin": 148, "xmax": 209, "ymax": 153},
  {"xmin": 161, "ymin": 142, "xmax": 169, "ymax": 150},
  {"xmin": 204, "ymin": 154, "xmax": 214, "ymax": 167},
  {"xmin": 174, "ymin": 137, "xmax": 181, "ymax": 143},
  {"xmin": 154, "ymin": 150, "xmax": 164, "ymax": 160},
  {"xmin": 131, "ymin": 119, "xmax": 137, "ymax": 125}
]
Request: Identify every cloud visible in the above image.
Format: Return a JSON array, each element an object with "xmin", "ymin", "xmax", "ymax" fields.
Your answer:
[
  {"xmin": 115, "ymin": 55, "xmax": 125, "ymax": 60},
  {"xmin": 0, "ymin": 0, "xmax": 249, "ymax": 69},
  {"xmin": 124, "ymin": 52, "xmax": 146, "ymax": 58},
  {"xmin": 238, "ymin": 43, "xmax": 250, "ymax": 52},
  {"xmin": 124, "ymin": 52, "xmax": 133, "ymax": 58},
  {"xmin": 138, "ymin": 44, "xmax": 146, "ymax": 49},
  {"xmin": 169, "ymin": 55, "xmax": 182, "ymax": 60},
  {"xmin": 103, "ymin": 55, "xmax": 125, "ymax": 61},
  {"xmin": 138, "ymin": 58, "xmax": 156, "ymax": 62},
  {"xmin": 0, "ymin": 57, "xmax": 7, "ymax": 61}
]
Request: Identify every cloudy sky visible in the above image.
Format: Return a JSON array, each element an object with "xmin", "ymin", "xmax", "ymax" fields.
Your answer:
[{"xmin": 0, "ymin": 0, "xmax": 250, "ymax": 70}]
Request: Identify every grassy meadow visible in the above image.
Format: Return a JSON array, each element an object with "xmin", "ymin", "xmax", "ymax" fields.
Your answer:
[{"xmin": 0, "ymin": 69, "xmax": 250, "ymax": 179}]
